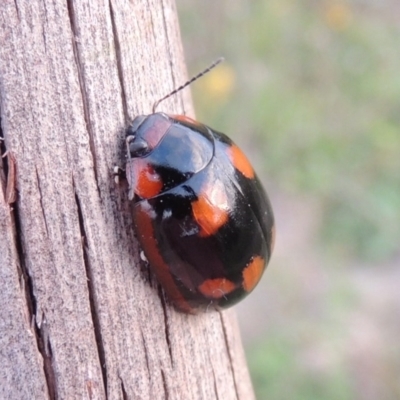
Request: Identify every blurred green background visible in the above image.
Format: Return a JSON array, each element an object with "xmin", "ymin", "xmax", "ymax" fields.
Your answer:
[{"xmin": 176, "ymin": 0, "xmax": 400, "ymax": 399}]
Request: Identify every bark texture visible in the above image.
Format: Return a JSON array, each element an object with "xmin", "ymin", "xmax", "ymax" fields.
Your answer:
[{"xmin": 0, "ymin": 1, "xmax": 255, "ymax": 399}]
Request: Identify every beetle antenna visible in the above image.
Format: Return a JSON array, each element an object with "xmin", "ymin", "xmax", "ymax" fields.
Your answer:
[{"xmin": 152, "ymin": 57, "xmax": 224, "ymax": 113}]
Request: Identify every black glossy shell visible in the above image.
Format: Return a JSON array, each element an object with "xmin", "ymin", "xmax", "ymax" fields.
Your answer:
[{"xmin": 125, "ymin": 113, "xmax": 275, "ymax": 313}]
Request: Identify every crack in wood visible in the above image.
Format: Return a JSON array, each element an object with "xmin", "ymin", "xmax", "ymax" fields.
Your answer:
[
  {"xmin": 35, "ymin": 167, "xmax": 49, "ymax": 237},
  {"xmin": 0, "ymin": 119, "xmax": 8, "ymax": 201},
  {"xmin": 66, "ymin": 0, "xmax": 101, "ymax": 198},
  {"xmin": 108, "ymin": 0, "xmax": 128, "ymax": 122},
  {"xmin": 120, "ymin": 377, "xmax": 128, "ymax": 400},
  {"xmin": 0, "ymin": 115, "xmax": 4, "ymax": 143},
  {"xmin": 4, "ymin": 107, "xmax": 61, "ymax": 398},
  {"xmin": 219, "ymin": 311, "xmax": 240, "ymax": 400},
  {"xmin": 75, "ymin": 193, "xmax": 108, "ymax": 398},
  {"xmin": 37, "ymin": 314, "xmax": 58, "ymax": 400},
  {"xmin": 205, "ymin": 330, "xmax": 221, "ymax": 400},
  {"xmin": 12, "ymin": 0, "xmax": 20, "ymax": 21},
  {"xmin": 25, "ymin": 288, "xmax": 58, "ymax": 399},
  {"xmin": 211, "ymin": 366, "xmax": 220, "ymax": 400},
  {"xmin": 161, "ymin": 368, "xmax": 170, "ymax": 400},
  {"xmin": 9, "ymin": 195, "xmax": 34, "ymax": 323},
  {"xmin": 41, "ymin": 1, "xmax": 50, "ymax": 53},
  {"xmin": 1, "ymin": 150, "xmax": 17, "ymax": 205},
  {"xmin": 140, "ymin": 327, "xmax": 151, "ymax": 378},
  {"xmin": 157, "ymin": 285, "xmax": 173, "ymax": 366},
  {"xmin": 1, "ymin": 146, "xmax": 57, "ymax": 398}
]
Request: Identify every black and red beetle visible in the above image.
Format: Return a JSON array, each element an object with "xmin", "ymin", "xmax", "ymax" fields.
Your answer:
[{"xmin": 124, "ymin": 59, "xmax": 275, "ymax": 313}]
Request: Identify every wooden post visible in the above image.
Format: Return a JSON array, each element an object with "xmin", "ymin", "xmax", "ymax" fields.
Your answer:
[{"xmin": 0, "ymin": 1, "xmax": 255, "ymax": 399}]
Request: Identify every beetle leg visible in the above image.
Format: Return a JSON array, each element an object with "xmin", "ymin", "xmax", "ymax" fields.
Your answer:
[{"xmin": 113, "ymin": 165, "xmax": 126, "ymax": 184}]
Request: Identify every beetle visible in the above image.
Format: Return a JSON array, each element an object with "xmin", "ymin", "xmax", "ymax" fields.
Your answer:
[{"xmin": 123, "ymin": 59, "xmax": 275, "ymax": 313}]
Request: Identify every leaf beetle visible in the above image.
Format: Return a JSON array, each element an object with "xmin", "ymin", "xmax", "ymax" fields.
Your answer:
[{"xmin": 123, "ymin": 59, "xmax": 275, "ymax": 313}]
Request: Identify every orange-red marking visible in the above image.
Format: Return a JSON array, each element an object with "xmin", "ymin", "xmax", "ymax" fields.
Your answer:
[
  {"xmin": 242, "ymin": 256, "xmax": 265, "ymax": 292},
  {"xmin": 192, "ymin": 182, "xmax": 229, "ymax": 237},
  {"xmin": 170, "ymin": 114, "xmax": 199, "ymax": 126},
  {"xmin": 198, "ymin": 278, "xmax": 236, "ymax": 299},
  {"xmin": 134, "ymin": 161, "xmax": 163, "ymax": 199},
  {"xmin": 227, "ymin": 145, "xmax": 255, "ymax": 179},
  {"xmin": 134, "ymin": 202, "xmax": 193, "ymax": 313}
]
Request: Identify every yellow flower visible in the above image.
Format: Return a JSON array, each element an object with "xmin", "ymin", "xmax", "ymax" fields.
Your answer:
[
  {"xmin": 201, "ymin": 63, "xmax": 236, "ymax": 102},
  {"xmin": 325, "ymin": 3, "xmax": 352, "ymax": 30}
]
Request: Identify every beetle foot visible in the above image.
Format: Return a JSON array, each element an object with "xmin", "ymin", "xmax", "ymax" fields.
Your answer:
[{"xmin": 113, "ymin": 165, "xmax": 126, "ymax": 184}]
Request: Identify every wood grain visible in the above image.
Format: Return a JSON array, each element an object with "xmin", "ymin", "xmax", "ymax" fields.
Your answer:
[{"xmin": 0, "ymin": 1, "xmax": 255, "ymax": 399}]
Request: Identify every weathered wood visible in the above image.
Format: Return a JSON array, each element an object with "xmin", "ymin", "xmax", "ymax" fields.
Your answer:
[{"xmin": 0, "ymin": 1, "xmax": 255, "ymax": 399}]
